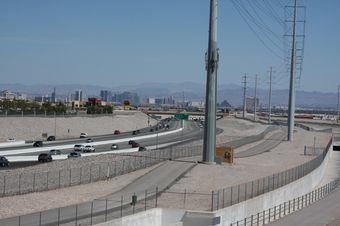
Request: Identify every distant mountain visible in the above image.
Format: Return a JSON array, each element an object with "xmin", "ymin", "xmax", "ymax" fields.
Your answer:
[{"xmin": 0, "ymin": 82, "xmax": 337, "ymax": 109}]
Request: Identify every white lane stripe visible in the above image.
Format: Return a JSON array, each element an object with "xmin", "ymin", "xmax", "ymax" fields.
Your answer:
[
  {"xmin": 6, "ymin": 147, "xmax": 140, "ymax": 162},
  {"xmin": 0, "ymin": 128, "xmax": 183, "ymax": 156}
]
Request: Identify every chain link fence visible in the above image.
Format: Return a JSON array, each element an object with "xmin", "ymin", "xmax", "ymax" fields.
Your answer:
[
  {"xmin": 230, "ymin": 177, "xmax": 340, "ymax": 226},
  {"xmin": 0, "ymin": 145, "xmax": 202, "ymax": 197},
  {"xmin": 0, "ymin": 138, "xmax": 333, "ymax": 225}
]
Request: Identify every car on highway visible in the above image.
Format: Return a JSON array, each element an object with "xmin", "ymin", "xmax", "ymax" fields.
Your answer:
[
  {"xmin": 149, "ymin": 128, "xmax": 154, "ymax": 132},
  {"xmin": 0, "ymin": 156, "xmax": 9, "ymax": 167},
  {"xmin": 131, "ymin": 142, "xmax": 140, "ymax": 148},
  {"xmin": 33, "ymin": 141, "xmax": 43, "ymax": 147},
  {"xmin": 74, "ymin": 144, "xmax": 85, "ymax": 152},
  {"xmin": 68, "ymin": 152, "xmax": 81, "ymax": 158},
  {"xmin": 38, "ymin": 153, "xmax": 52, "ymax": 162},
  {"xmin": 47, "ymin": 136, "xmax": 56, "ymax": 141},
  {"xmin": 111, "ymin": 144, "xmax": 119, "ymax": 150},
  {"xmin": 6, "ymin": 138, "xmax": 15, "ymax": 142},
  {"xmin": 128, "ymin": 140, "xmax": 135, "ymax": 145},
  {"xmin": 49, "ymin": 149, "xmax": 61, "ymax": 155},
  {"xmin": 79, "ymin": 132, "xmax": 88, "ymax": 138},
  {"xmin": 113, "ymin": 130, "xmax": 121, "ymax": 135},
  {"xmin": 86, "ymin": 138, "xmax": 93, "ymax": 143},
  {"xmin": 138, "ymin": 146, "xmax": 147, "ymax": 152},
  {"xmin": 83, "ymin": 145, "xmax": 95, "ymax": 152}
]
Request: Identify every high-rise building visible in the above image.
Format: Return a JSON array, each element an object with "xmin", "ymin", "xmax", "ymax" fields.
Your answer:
[
  {"xmin": 100, "ymin": 90, "xmax": 113, "ymax": 102},
  {"xmin": 75, "ymin": 90, "xmax": 83, "ymax": 101},
  {"xmin": 51, "ymin": 87, "xmax": 56, "ymax": 103},
  {"xmin": 114, "ymin": 92, "xmax": 140, "ymax": 106}
]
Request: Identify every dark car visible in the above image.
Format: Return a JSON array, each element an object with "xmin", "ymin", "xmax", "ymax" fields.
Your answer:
[
  {"xmin": 131, "ymin": 142, "xmax": 140, "ymax": 148},
  {"xmin": 149, "ymin": 128, "xmax": 154, "ymax": 132},
  {"xmin": 68, "ymin": 152, "xmax": 81, "ymax": 158},
  {"xmin": 47, "ymin": 136, "xmax": 56, "ymax": 141},
  {"xmin": 113, "ymin": 130, "xmax": 121, "ymax": 135},
  {"xmin": 0, "ymin": 156, "xmax": 9, "ymax": 167},
  {"xmin": 49, "ymin": 149, "xmax": 61, "ymax": 155},
  {"xmin": 86, "ymin": 138, "xmax": 93, "ymax": 143},
  {"xmin": 132, "ymin": 130, "xmax": 138, "ymax": 135},
  {"xmin": 38, "ymin": 153, "xmax": 52, "ymax": 162},
  {"xmin": 128, "ymin": 140, "xmax": 135, "ymax": 145},
  {"xmin": 138, "ymin": 146, "xmax": 147, "ymax": 152},
  {"xmin": 33, "ymin": 141, "xmax": 43, "ymax": 147}
]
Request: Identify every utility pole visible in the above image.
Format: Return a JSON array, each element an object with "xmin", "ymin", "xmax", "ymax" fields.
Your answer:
[
  {"xmin": 254, "ymin": 74, "xmax": 258, "ymax": 121},
  {"xmin": 288, "ymin": 0, "xmax": 297, "ymax": 141},
  {"xmin": 268, "ymin": 67, "xmax": 273, "ymax": 123},
  {"xmin": 242, "ymin": 74, "xmax": 247, "ymax": 118},
  {"xmin": 337, "ymin": 85, "xmax": 340, "ymax": 123},
  {"xmin": 203, "ymin": 0, "xmax": 218, "ymax": 163}
]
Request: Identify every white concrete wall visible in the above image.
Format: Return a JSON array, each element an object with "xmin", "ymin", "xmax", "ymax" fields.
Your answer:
[{"xmin": 214, "ymin": 144, "xmax": 333, "ymax": 226}]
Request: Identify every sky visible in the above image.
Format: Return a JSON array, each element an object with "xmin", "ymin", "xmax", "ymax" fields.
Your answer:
[{"xmin": 0, "ymin": 0, "xmax": 339, "ymax": 92}]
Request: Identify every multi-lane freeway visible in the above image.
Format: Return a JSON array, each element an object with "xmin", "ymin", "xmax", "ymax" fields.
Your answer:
[{"xmin": 0, "ymin": 119, "xmax": 208, "ymax": 169}]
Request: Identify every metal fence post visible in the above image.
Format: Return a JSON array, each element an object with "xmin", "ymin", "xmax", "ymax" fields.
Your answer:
[
  {"xmin": 145, "ymin": 190, "xmax": 147, "ymax": 211},
  {"xmin": 57, "ymin": 207, "xmax": 60, "ymax": 226},
  {"xmin": 46, "ymin": 171, "xmax": 49, "ymax": 190},
  {"xmin": 211, "ymin": 191, "xmax": 214, "ymax": 211},
  {"xmin": 222, "ymin": 188, "xmax": 225, "ymax": 208},
  {"xmin": 237, "ymin": 184, "xmax": 240, "ymax": 203},
  {"xmin": 120, "ymin": 196, "xmax": 123, "ymax": 217},
  {"xmin": 184, "ymin": 189, "xmax": 187, "ymax": 208},
  {"xmin": 75, "ymin": 204, "xmax": 78, "ymax": 225},
  {"xmin": 155, "ymin": 187, "xmax": 158, "ymax": 207},
  {"xmin": 69, "ymin": 169, "xmax": 72, "ymax": 186},
  {"xmin": 19, "ymin": 174, "xmax": 21, "ymax": 194},
  {"xmin": 90, "ymin": 202, "xmax": 93, "ymax": 225},
  {"xmin": 58, "ymin": 170, "xmax": 61, "ymax": 188},
  {"xmin": 231, "ymin": 186, "xmax": 233, "ymax": 206},
  {"xmin": 33, "ymin": 173, "xmax": 35, "ymax": 192},
  {"xmin": 105, "ymin": 199, "xmax": 108, "ymax": 222}
]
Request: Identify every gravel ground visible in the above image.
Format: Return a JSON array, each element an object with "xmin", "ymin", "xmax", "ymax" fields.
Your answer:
[
  {"xmin": 163, "ymin": 127, "xmax": 331, "ymax": 192},
  {"xmin": 0, "ymin": 111, "xmax": 156, "ymax": 142}
]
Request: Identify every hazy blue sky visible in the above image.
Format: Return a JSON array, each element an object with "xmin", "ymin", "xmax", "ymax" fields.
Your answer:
[{"xmin": 0, "ymin": 0, "xmax": 339, "ymax": 92}]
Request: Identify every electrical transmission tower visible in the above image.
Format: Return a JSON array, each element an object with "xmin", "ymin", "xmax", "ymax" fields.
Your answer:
[
  {"xmin": 268, "ymin": 67, "xmax": 273, "ymax": 124},
  {"xmin": 337, "ymin": 85, "xmax": 340, "ymax": 123},
  {"xmin": 254, "ymin": 74, "xmax": 258, "ymax": 121},
  {"xmin": 286, "ymin": 0, "xmax": 306, "ymax": 141}
]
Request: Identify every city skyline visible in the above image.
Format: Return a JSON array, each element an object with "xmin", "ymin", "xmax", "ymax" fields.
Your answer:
[{"xmin": 0, "ymin": 0, "xmax": 339, "ymax": 92}]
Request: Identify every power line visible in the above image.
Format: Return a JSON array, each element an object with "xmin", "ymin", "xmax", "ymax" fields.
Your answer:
[{"xmin": 231, "ymin": 0, "xmax": 284, "ymax": 60}]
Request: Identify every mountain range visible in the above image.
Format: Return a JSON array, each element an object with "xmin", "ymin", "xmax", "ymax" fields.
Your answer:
[{"xmin": 0, "ymin": 82, "xmax": 337, "ymax": 109}]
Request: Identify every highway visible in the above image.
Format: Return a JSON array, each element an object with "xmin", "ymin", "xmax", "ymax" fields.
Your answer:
[{"xmin": 0, "ymin": 119, "xmax": 207, "ymax": 169}]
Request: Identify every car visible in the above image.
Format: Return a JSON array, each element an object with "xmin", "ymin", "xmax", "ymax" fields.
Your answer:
[
  {"xmin": 132, "ymin": 130, "xmax": 138, "ymax": 135},
  {"xmin": 111, "ymin": 144, "xmax": 119, "ymax": 150},
  {"xmin": 113, "ymin": 130, "xmax": 121, "ymax": 135},
  {"xmin": 33, "ymin": 141, "xmax": 43, "ymax": 147},
  {"xmin": 74, "ymin": 144, "xmax": 85, "ymax": 152},
  {"xmin": 149, "ymin": 128, "xmax": 154, "ymax": 132},
  {"xmin": 49, "ymin": 149, "xmax": 61, "ymax": 155},
  {"xmin": 0, "ymin": 156, "xmax": 9, "ymax": 167},
  {"xmin": 79, "ymin": 133, "xmax": 88, "ymax": 138},
  {"xmin": 128, "ymin": 140, "xmax": 135, "ymax": 145},
  {"xmin": 131, "ymin": 142, "xmax": 140, "ymax": 148},
  {"xmin": 138, "ymin": 146, "xmax": 147, "ymax": 152},
  {"xmin": 83, "ymin": 145, "xmax": 95, "ymax": 152},
  {"xmin": 38, "ymin": 153, "xmax": 52, "ymax": 162},
  {"xmin": 47, "ymin": 136, "xmax": 56, "ymax": 141},
  {"xmin": 86, "ymin": 138, "xmax": 93, "ymax": 143},
  {"xmin": 68, "ymin": 152, "xmax": 81, "ymax": 158},
  {"xmin": 6, "ymin": 138, "xmax": 15, "ymax": 142}
]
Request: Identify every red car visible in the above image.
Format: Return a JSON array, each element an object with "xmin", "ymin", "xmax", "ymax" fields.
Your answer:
[
  {"xmin": 131, "ymin": 142, "xmax": 140, "ymax": 148},
  {"xmin": 113, "ymin": 130, "xmax": 121, "ymax": 135}
]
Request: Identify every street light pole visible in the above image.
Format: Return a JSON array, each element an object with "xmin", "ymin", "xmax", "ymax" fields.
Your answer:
[{"xmin": 203, "ymin": 0, "xmax": 218, "ymax": 163}]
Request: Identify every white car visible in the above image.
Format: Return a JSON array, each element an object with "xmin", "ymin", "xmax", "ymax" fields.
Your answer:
[
  {"xmin": 74, "ymin": 144, "xmax": 85, "ymax": 152},
  {"xmin": 83, "ymin": 145, "xmax": 95, "ymax": 152},
  {"xmin": 6, "ymin": 138, "xmax": 16, "ymax": 142},
  {"xmin": 80, "ymin": 132, "xmax": 88, "ymax": 138}
]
